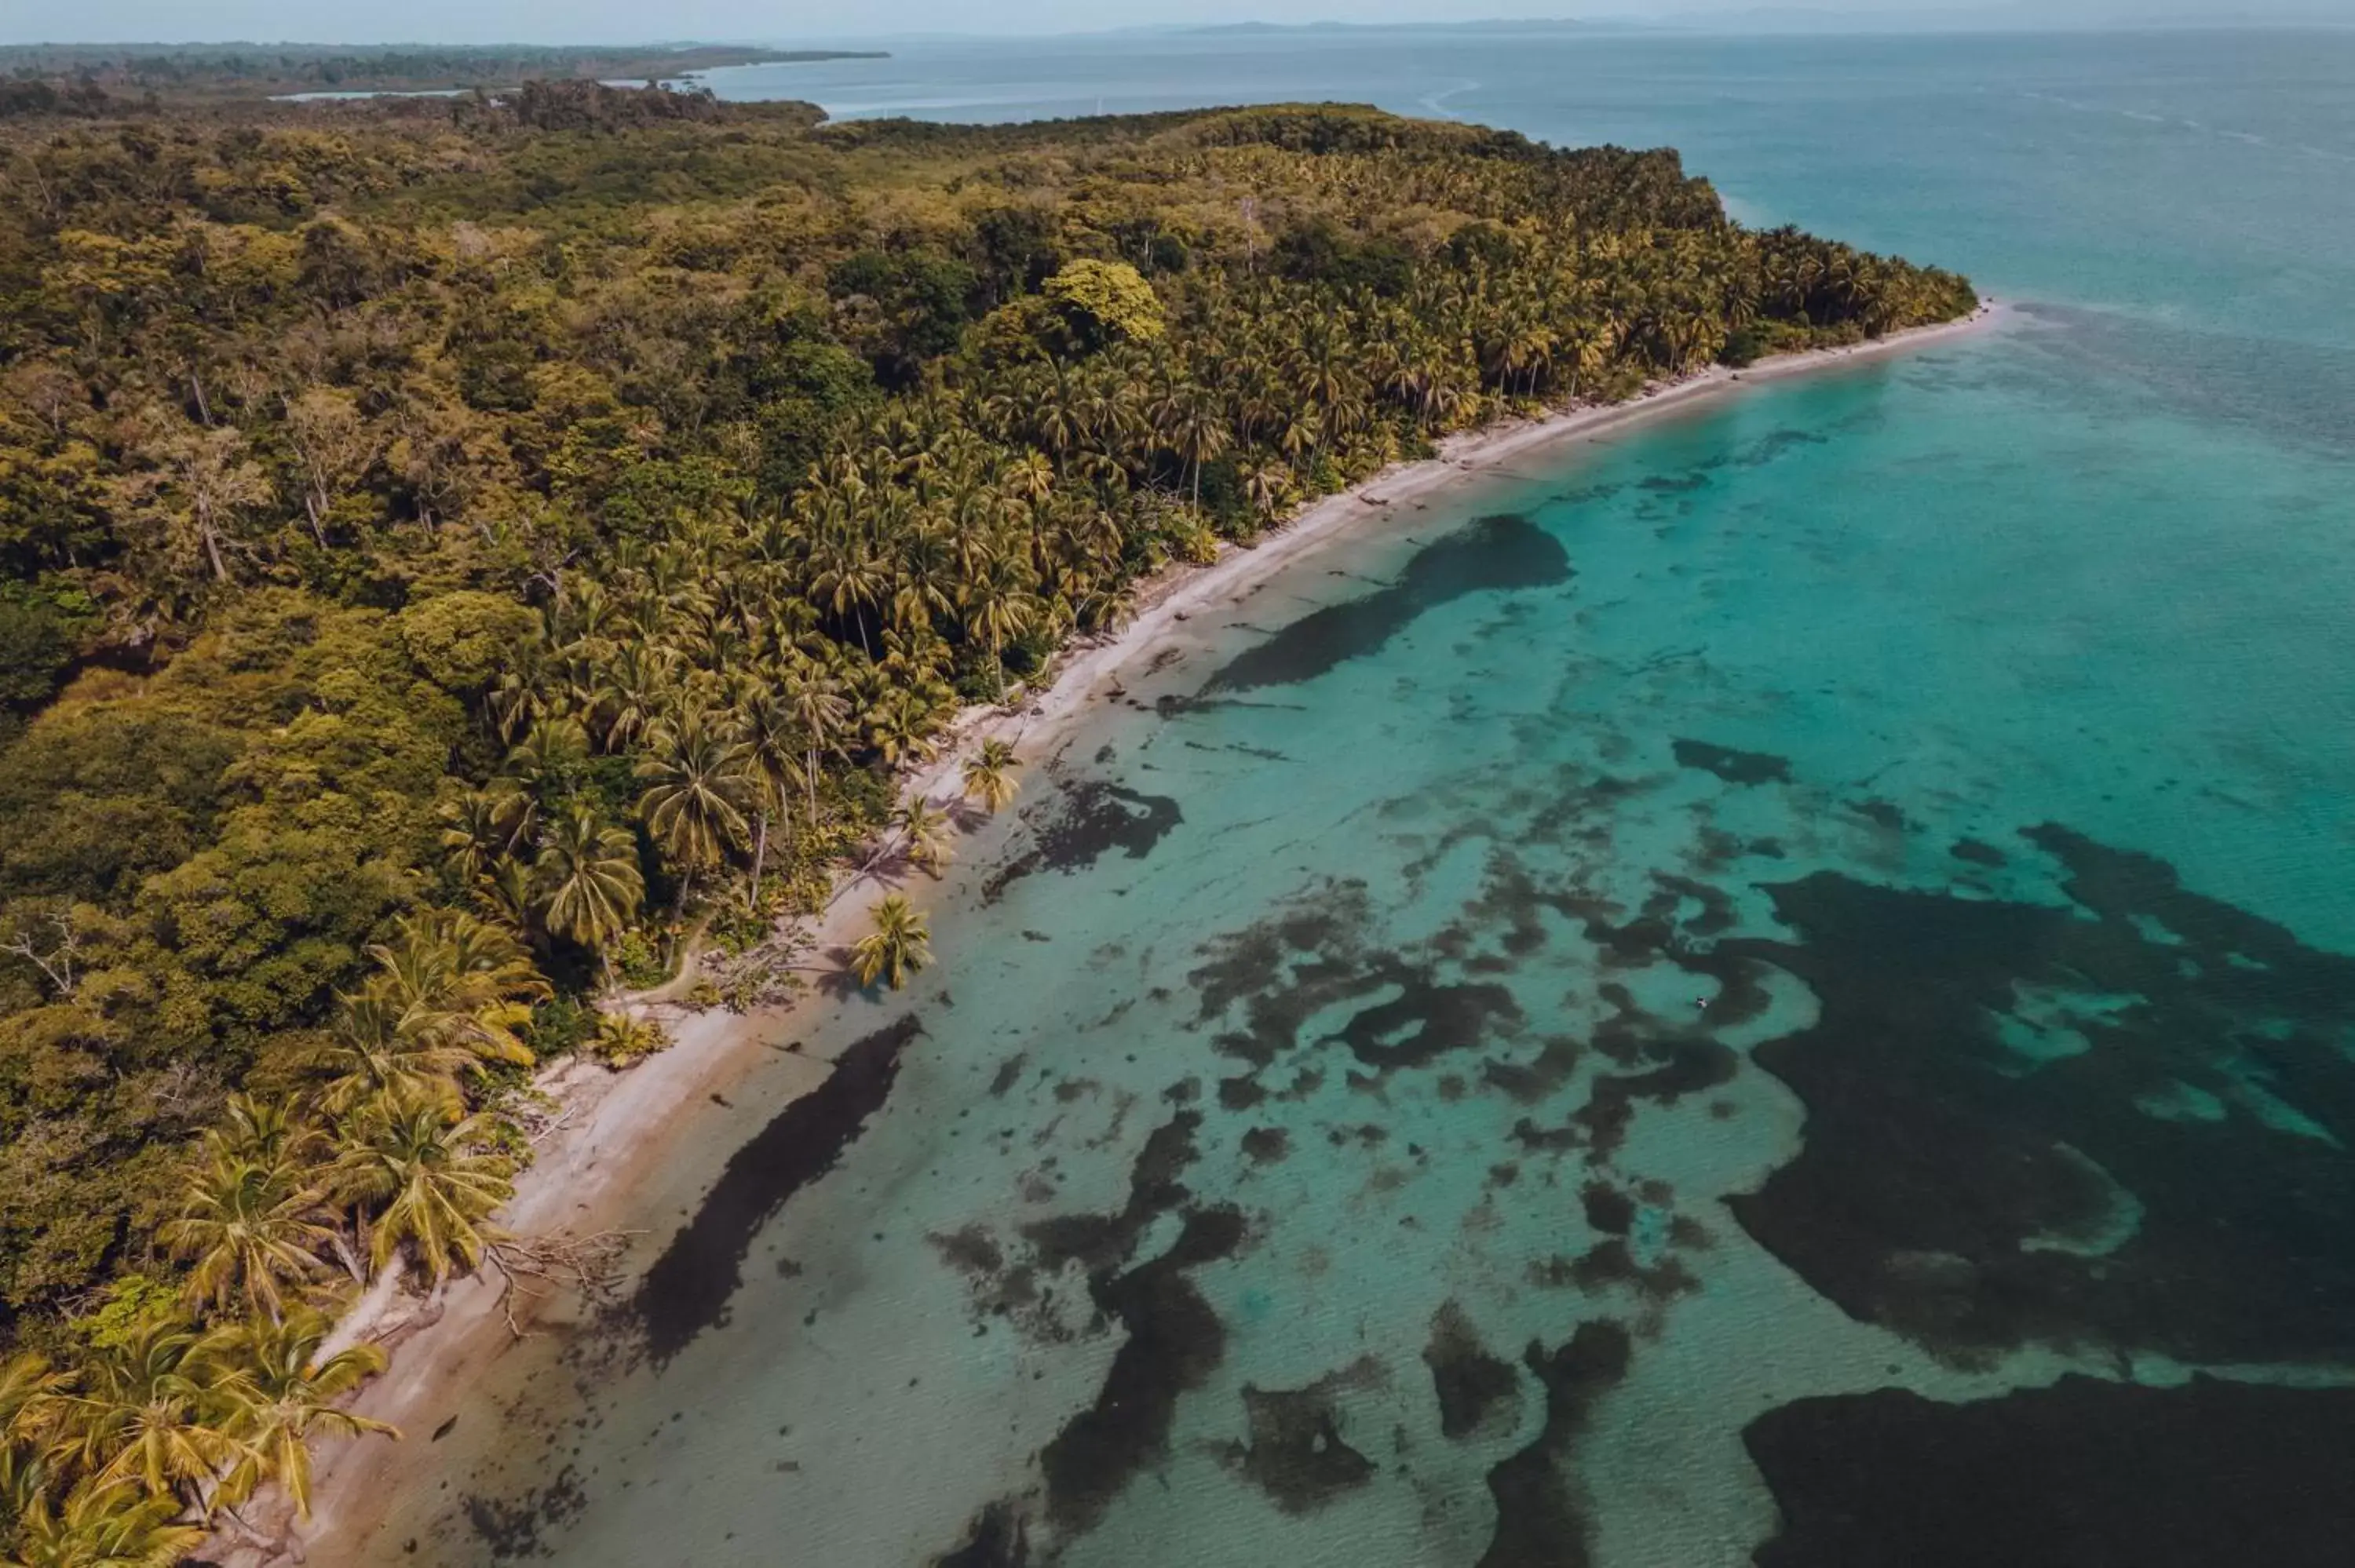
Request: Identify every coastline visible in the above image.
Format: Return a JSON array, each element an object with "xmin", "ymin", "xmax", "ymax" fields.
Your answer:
[{"xmin": 224, "ymin": 297, "xmax": 2006, "ymax": 1566}]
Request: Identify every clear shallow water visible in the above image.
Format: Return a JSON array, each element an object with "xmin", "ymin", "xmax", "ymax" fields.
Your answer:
[{"xmin": 364, "ymin": 30, "xmax": 2355, "ymax": 1568}]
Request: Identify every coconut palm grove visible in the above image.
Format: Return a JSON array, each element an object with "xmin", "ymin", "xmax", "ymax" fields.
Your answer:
[{"xmin": 0, "ymin": 75, "xmax": 1973, "ymax": 1561}]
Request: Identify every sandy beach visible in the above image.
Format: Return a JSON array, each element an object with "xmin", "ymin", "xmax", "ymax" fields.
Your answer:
[{"xmin": 218, "ymin": 297, "xmax": 2005, "ymax": 1566}]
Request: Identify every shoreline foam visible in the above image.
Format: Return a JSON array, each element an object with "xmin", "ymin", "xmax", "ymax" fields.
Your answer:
[{"xmin": 221, "ymin": 298, "xmax": 2006, "ymax": 1566}]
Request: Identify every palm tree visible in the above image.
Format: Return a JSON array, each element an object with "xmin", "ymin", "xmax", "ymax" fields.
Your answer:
[
  {"xmin": 205, "ymin": 1093, "xmax": 318, "ymax": 1168},
  {"xmin": 0, "ymin": 1443, "xmax": 46, "ymax": 1555},
  {"xmin": 1276, "ymin": 410, "xmax": 1316, "ymax": 465},
  {"xmin": 533, "ymin": 806, "xmax": 644, "ymax": 961},
  {"xmin": 633, "ymin": 707, "xmax": 754, "ymax": 910},
  {"xmin": 1241, "ymin": 461, "xmax": 1289, "ymax": 522},
  {"xmin": 309, "ymin": 992, "xmax": 480, "ymax": 1119},
  {"xmin": 472, "ymin": 855, "xmax": 539, "ymax": 939},
  {"xmin": 50, "ymin": 1322, "xmax": 250, "ymax": 1511},
  {"xmin": 1029, "ymin": 360, "xmax": 1086, "ymax": 457},
  {"xmin": 502, "ymin": 716, "xmax": 590, "ymax": 792},
  {"xmin": 589, "ymin": 643, "xmax": 677, "ymax": 751},
  {"xmin": 313, "ymin": 914, "xmax": 546, "ymax": 1121},
  {"xmin": 1289, "ymin": 323, "xmax": 1356, "ymax": 424},
  {"xmin": 866, "ymin": 693, "xmax": 938, "ymax": 769},
  {"xmin": 961, "ymin": 738, "xmax": 1021, "ymax": 814},
  {"xmin": 732, "ymin": 684, "xmax": 807, "ymax": 910},
  {"xmin": 890, "ymin": 526, "xmax": 957, "ymax": 633},
  {"xmin": 960, "ymin": 554, "xmax": 1038, "ymax": 701},
  {"xmin": 1002, "ymin": 450, "xmax": 1054, "ymax": 501},
  {"xmin": 329, "ymin": 1098, "xmax": 515, "ymax": 1285},
  {"xmin": 159, "ymin": 1151, "xmax": 336, "ymax": 1322},
  {"xmin": 805, "ymin": 519, "xmax": 889, "ymax": 658},
  {"xmin": 3, "ymin": 1478, "xmax": 206, "ymax": 1568},
  {"xmin": 850, "ymin": 895, "xmax": 932, "ymax": 990},
  {"xmin": 209, "ymin": 1307, "xmax": 393, "ymax": 1519},
  {"xmin": 2, "ymin": 1351, "xmax": 67, "ymax": 1444},
  {"xmin": 364, "ymin": 909, "xmax": 548, "ymax": 1073},
  {"xmin": 484, "ymin": 669, "xmax": 543, "ymax": 750},
  {"xmin": 894, "ymin": 799, "xmax": 954, "ymax": 876},
  {"xmin": 436, "ymin": 786, "xmax": 532, "ymax": 888},
  {"xmin": 1167, "ymin": 385, "xmax": 1229, "ymax": 512},
  {"xmin": 782, "ymin": 668, "xmax": 851, "ymax": 822}
]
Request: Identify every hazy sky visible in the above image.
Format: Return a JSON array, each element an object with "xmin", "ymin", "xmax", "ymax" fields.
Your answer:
[{"xmin": 0, "ymin": 0, "xmax": 2335, "ymax": 44}]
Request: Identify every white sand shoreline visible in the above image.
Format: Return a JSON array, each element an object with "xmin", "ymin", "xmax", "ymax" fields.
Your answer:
[{"xmin": 223, "ymin": 298, "xmax": 2005, "ymax": 1566}]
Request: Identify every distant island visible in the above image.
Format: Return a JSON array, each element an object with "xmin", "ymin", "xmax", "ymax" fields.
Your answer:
[{"xmin": 0, "ymin": 42, "xmax": 885, "ymax": 102}]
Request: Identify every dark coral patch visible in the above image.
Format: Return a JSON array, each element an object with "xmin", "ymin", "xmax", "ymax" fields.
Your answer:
[
  {"xmin": 1512, "ymin": 1117, "xmax": 1581, "ymax": 1154},
  {"xmin": 1724, "ymin": 427, "xmax": 1828, "ymax": 466},
  {"xmin": 1218, "ymin": 1076, "xmax": 1266, "ymax": 1110},
  {"xmin": 1021, "ymin": 1110, "xmax": 1200, "ymax": 1274},
  {"xmin": 1203, "ymin": 512, "xmax": 1571, "ymax": 693},
  {"xmin": 983, "ymin": 779, "xmax": 1183, "ymax": 903},
  {"xmin": 1186, "ymin": 881, "xmax": 1384, "ymax": 1067},
  {"xmin": 1572, "ymin": 1038, "xmax": 1739, "ymax": 1160},
  {"xmin": 1476, "ymin": 1323, "xmax": 1632, "ymax": 1568},
  {"xmin": 633, "ymin": 1016, "xmax": 921, "ymax": 1364},
  {"xmin": 1186, "ymin": 880, "xmax": 1525, "ymax": 1096},
  {"xmin": 1726, "ymin": 826, "xmax": 2355, "ymax": 1363},
  {"xmin": 1671, "ymin": 738, "xmax": 1792, "ymax": 786},
  {"xmin": 1746, "ymin": 1375, "xmax": 2355, "ymax": 1568},
  {"xmin": 1483, "ymin": 1037, "xmax": 1583, "ymax": 1103},
  {"xmin": 1949, "ymin": 837, "xmax": 2006, "ymax": 866},
  {"xmin": 1009, "ymin": 1109, "xmax": 1256, "ymax": 1533},
  {"xmin": 462, "ymin": 1464, "xmax": 586, "ymax": 1559},
  {"xmin": 1331, "ymin": 976, "xmax": 1522, "ymax": 1071},
  {"xmin": 1424, "ymin": 1300, "xmax": 1521, "ymax": 1440},
  {"xmin": 1240, "ymin": 1125, "xmax": 1291, "ymax": 1164},
  {"xmin": 934, "ymin": 1501, "xmax": 1029, "ymax": 1567},
  {"xmin": 1579, "ymin": 1183, "xmax": 1635, "ymax": 1236},
  {"xmin": 1543, "ymin": 1238, "xmax": 1700, "ymax": 1303},
  {"xmin": 1848, "ymin": 798, "xmax": 1908, "ymax": 832},
  {"xmin": 928, "ymin": 1224, "xmax": 1004, "ymax": 1277},
  {"xmin": 986, "ymin": 1053, "xmax": 1028, "ymax": 1096},
  {"xmin": 1229, "ymin": 1361, "xmax": 1381, "ymax": 1511},
  {"xmin": 1037, "ymin": 1207, "xmax": 1246, "ymax": 1533}
]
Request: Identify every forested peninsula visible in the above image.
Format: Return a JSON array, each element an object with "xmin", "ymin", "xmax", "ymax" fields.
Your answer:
[
  {"xmin": 0, "ymin": 81, "xmax": 1973, "ymax": 1563},
  {"xmin": 0, "ymin": 45, "xmax": 883, "ymax": 110}
]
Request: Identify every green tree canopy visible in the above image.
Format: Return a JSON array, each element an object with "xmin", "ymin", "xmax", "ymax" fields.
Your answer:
[{"xmin": 1042, "ymin": 259, "xmax": 1167, "ymax": 350}]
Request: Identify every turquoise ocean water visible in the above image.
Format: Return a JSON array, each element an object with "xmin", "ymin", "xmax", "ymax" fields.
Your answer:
[{"xmin": 361, "ymin": 30, "xmax": 2355, "ymax": 1567}]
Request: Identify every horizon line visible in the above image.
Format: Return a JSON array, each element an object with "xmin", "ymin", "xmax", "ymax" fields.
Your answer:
[{"xmin": 6, "ymin": 11, "xmax": 2355, "ymax": 50}]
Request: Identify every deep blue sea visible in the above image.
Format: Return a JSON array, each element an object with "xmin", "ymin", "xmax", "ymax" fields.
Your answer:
[{"xmin": 355, "ymin": 29, "xmax": 2355, "ymax": 1568}]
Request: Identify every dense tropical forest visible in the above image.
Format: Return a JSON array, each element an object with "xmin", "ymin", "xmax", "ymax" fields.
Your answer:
[{"xmin": 0, "ymin": 78, "xmax": 1973, "ymax": 1562}]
